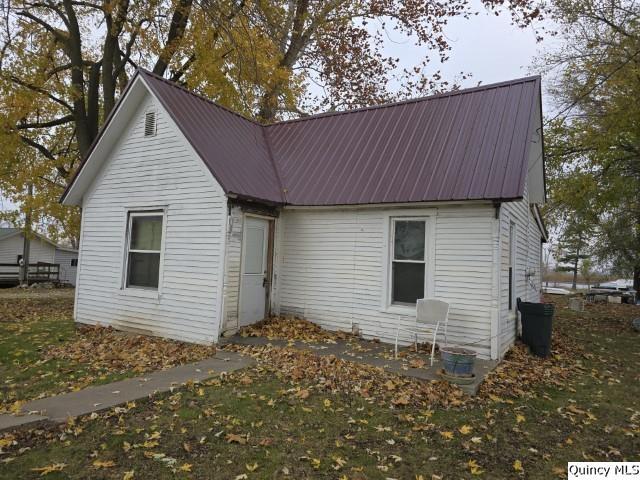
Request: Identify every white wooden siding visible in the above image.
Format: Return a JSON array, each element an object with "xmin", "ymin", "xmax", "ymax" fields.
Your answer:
[
  {"xmin": 75, "ymin": 92, "xmax": 227, "ymax": 344},
  {"xmin": 0, "ymin": 234, "xmax": 56, "ymax": 264},
  {"xmin": 498, "ymin": 181, "xmax": 543, "ymax": 356},
  {"xmin": 274, "ymin": 204, "xmax": 496, "ymax": 358},
  {"xmin": 53, "ymin": 248, "xmax": 78, "ymax": 285}
]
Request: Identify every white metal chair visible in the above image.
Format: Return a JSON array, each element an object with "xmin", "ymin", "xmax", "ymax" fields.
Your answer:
[{"xmin": 394, "ymin": 298, "xmax": 449, "ymax": 366}]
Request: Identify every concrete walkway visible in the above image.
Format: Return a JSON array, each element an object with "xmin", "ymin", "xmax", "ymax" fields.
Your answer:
[
  {"xmin": 0, "ymin": 351, "xmax": 253, "ymax": 432},
  {"xmin": 223, "ymin": 336, "xmax": 497, "ymax": 395}
]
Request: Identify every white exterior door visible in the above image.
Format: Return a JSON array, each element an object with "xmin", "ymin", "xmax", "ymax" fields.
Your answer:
[{"xmin": 239, "ymin": 217, "xmax": 269, "ymax": 327}]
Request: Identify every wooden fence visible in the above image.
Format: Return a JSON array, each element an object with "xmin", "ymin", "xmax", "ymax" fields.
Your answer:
[{"xmin": 0, "ymin": 262, "xmax": 60, "ymax": 286}]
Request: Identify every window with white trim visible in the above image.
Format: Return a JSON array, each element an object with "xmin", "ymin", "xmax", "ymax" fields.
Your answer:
[
  {"xmin": 124, "ymin": 211, "xmax": 164, "ymax": 289},
  {"xmin": 391, "ymin": 219, "xmax": 427, "ymax": 305}
]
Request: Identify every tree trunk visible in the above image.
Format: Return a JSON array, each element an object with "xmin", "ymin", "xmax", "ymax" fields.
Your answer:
[
  {"xmin": 633, "ymin": 266, "xmax": 640, "ymax": 294},
  {"xmin": 19, "ymin": 184, "xmax": 33, "ymax": 286},
  {"xmin": 572, "ymin": 248, "xmax": 579, "ymax": 290},
  {"xmin": 153, "ymin": 0, "xmax": 194, "ymax": 76}
]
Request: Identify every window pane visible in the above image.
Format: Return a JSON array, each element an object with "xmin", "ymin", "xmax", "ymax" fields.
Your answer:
[
  {"xmin": 392, "ymin": 262, "xmax": 425, "ymax": 304},
  {"xmin": 131, "ymin": 215, "xmax": 163, "ymax": 251},
  {"xmin": 127, "ymin": 252, "xmax": 160, "ymax": 288},
  {"xmin": 394, "ymin": 221, "xmax": 425, "ymax": 261},
  {"xmin": 243, "ymin": 226, "xmax": 265, "ymax": 274}
]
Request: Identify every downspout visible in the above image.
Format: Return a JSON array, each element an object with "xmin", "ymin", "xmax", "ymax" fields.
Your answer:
[{"xmin": 490, "ymin": 202, "xmax": 502, "ymax": 360}]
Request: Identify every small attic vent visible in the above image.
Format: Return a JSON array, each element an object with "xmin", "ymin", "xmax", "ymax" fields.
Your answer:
[{"xmin": 144, "ymin": 111, "xmax": 156, "ymax": 137}]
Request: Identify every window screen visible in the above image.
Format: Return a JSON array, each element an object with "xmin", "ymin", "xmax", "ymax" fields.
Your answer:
[
  {"xmin": 391, "ymin": 219, "xmax": 426, "ymax": 305},
  {"xmin": 126, "ymin": 213, "xmax": 163, "ymax": 289}
]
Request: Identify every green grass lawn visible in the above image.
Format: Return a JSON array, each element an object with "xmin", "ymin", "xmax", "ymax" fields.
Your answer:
[
  {"xmin": 1, "ymin": 294, "xmax": 639, "ymax": 479},
  {"xmin": 0, "ymin": 289, "xmax": 215, "ymax": 414},
  {"xmin": 0, "ymin": 290, "xmax": 125, "ymax": 413}
]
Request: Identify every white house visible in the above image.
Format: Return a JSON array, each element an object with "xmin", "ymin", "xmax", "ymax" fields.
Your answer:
[
  {"xmin": 0, "ymin": 228, "xmax": 78, "ymax": 285},
  {"xmin": 61, "ymin": 69, "xmax": 547, "ymax": 360}
]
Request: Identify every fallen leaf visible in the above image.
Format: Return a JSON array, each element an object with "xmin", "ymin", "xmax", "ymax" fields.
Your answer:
[
  {"xmin": 468, "ymin": 459, "xmax": 483, "ymax": 475},
  {"xmin": 295, "ymin": 389, "xmax": 310, "ymax": 399},
  {"xmin": 226, "ymin": 433, "xmax": 247, "ymax": 444},
  {"xmin": 459, "ymin": 424, "xmax": 473, "ymax": 435},
  {"xmin": 440, "ymin": 431, "xmax": 454, "ymax": 440},
  {"xmin": 514, "ymin": 459, "xmax": 524, "ymax": 472},
  {"xmin": 31, "ymin": 463, "xmax": 67, "ymax": 476}
]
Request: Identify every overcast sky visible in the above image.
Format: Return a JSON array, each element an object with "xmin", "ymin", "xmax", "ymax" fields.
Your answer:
[
  {"xmin": 437, "ymin": 7, "xmax": 544, "ymax": 87},
  {"xmin": 385, "ymin": 1, "xmax": 547, "ymax": 99}
]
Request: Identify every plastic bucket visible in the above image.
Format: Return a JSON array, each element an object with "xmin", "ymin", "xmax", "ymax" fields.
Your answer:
[{"xmin": 441, "ymin": 347, "xmax": 476, "ymax": 377}]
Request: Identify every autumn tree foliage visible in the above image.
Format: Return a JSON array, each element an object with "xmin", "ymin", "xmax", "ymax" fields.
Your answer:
[
  {"xmin": 542, "ymin": 0, "xmax": 640, "ymax": 290},
  {"xmin": 0, "ymin": 0, "xmax": 544, "ymax": 243}
]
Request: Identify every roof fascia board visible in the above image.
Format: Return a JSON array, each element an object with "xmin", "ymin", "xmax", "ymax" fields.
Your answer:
[
  {"xmin": 531, "ymin": 203, "xmax": 549, "ymax": 242},
  {"xmin": 537, "ymin": 82, "xmax": 548, "ymax": 202},
  {"xmin": 513, "ymin": 77, "xmax": 542, "ymax": 199},
  {"xmin": 61, "ymin": 73, "xmax": 146, "ymax": 205},
  {"xmin": 282, "ymin": 198, "xmax": 508, "ymax": 211},
  {"xmin": 526, "ymin": 88, "xmax": 545, "ymax": 205}
]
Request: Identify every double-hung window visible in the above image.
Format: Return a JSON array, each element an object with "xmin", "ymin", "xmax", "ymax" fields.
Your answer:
[
  {"xmin": 391, "ymin": 219, "xmax": 427, "ymax": 305},
  {"xmin": 125, "ymin": 211, "xmax": 164, "ymax": 289}
]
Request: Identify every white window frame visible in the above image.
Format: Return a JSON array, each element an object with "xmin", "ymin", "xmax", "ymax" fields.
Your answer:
[
  {"xmin": 121, "ymin": 208, "xmax": 167, "ymax": 298},
  {"xmin": 382, "ymin": 211, "xmax": 436, "ymax": 314}
]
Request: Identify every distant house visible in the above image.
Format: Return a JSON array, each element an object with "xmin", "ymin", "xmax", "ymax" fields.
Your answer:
[
  {"xmin": 0, "ymin": 228, "xmax": 78, "ymax": 285},
  {"xmin": 61, "ymin": 69, "xmax": 547, "ymax": 360}
]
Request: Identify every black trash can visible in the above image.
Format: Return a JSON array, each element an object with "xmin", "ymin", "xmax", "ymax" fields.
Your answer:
[{"xmin": 517, "ymin": 298, "xmax": 554, "ymax": 358}]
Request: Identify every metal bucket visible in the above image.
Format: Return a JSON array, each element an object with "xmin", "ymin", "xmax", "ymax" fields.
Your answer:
[{"xmin": 441, "ymin": 347, "xmax": 476, "ymax": 377}]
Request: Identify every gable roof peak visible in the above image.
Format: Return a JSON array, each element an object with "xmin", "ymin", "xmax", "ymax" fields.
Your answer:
[
  {"xmin": 137, "ymin": 69, "xmax": 263, "ymax": 127},
  {"xmin": 62, "ymin": 70, "xmax": 543, "ymax": 207}
]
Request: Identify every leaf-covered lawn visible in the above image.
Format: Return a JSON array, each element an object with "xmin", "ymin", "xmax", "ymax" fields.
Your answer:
[
  {"xmin": 0, "ymin": 290, "xmax": 102, "ymax": 413},
  {"xmin": 0, "ymin": 289, "xmax": 215, "ymax": 414},
  {"xmin": 1, "ymin": 295, "xmax": 639, "ymax": 479}
]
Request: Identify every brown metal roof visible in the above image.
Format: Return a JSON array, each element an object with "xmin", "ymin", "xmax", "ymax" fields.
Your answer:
[
  {"xmin": 265, "ymin": 76, "xmax": 541, "ymax": 205},
  {"xmin": 140, "ymin": 71, "xmax": 285, "ymax": 203},
  {"xmin": 65, "ymin": 70, "xmax": 541, "ymax": 206}
]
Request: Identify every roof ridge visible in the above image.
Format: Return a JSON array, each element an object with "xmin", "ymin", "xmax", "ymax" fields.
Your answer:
[
  {"xmin": 139, "ymin": 68, "xmax": 540, "ymax": 130},
  {"xmin": 266, "ymin": 75, "xmax": 541, "ymax": 127},
  {"xmin": 138, "ymin": 68, "xmax": 264, "ymax": 127}
]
